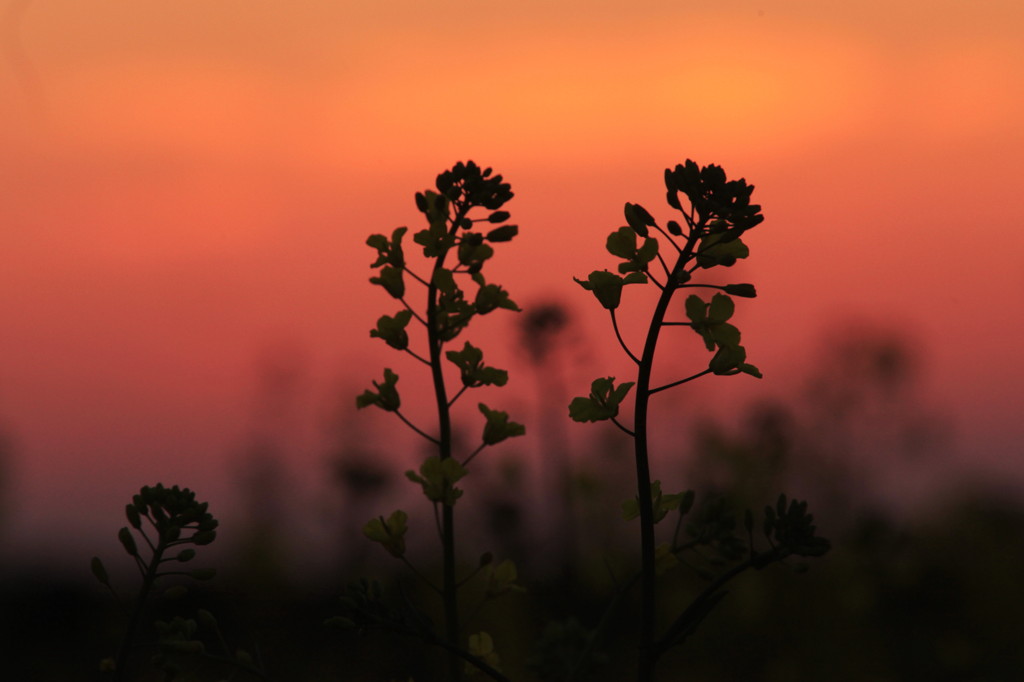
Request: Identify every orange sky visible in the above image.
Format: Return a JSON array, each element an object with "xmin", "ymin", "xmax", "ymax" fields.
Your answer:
[{"xmin": 1, "ymin": 1, "xmax": 1023, "ymax": 563}]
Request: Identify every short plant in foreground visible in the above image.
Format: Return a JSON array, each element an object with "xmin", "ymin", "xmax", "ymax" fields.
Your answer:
[
  {"xmin": 332, "ymin": 161, "xmax": 526, "ymax": 681},
  {"xmin": 91, "ymin": 484, "xmax": 267, "ymax": 680},
  {"xmin": 570, "ymin": 160, "xmax": 830, "ymax": 681}
]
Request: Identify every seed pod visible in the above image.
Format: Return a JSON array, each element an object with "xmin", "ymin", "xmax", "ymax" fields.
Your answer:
[
  {"xmin": 90, "ymin": 557, "xmax": 110, "ymax": 586},
  {"xmin": 118, "ymin": 527, "xmax": 138, "ymax": 557}
]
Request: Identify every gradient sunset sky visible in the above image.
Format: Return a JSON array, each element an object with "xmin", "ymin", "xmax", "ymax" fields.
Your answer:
[{"xmin": 1, "ymin": 1, "xmax": 1022, "ymax": 565}]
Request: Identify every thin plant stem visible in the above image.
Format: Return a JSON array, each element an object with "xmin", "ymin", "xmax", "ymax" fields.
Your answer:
[
  {"xmin": 403, "ymin": 265, "xmax": 429, "ymax": 287},
  {"xmin": 448, "ymin": 384, "xmax": 468, "ymax": 408},
  {"xmin": 653, "ymin": 248, "xmax": 673, "ymax": 281},
  {"xmin": 404, "ymin": 347, "xmax": 431, "ymax": 366},
  {"xmin": 461, "ymin": 442, "xmax": 486, "ymax": 467},
  {"xmin": 401, "ymin": 556, "xmax": 442, "ymax": 595},
  {"xmin": 114, "ymin": 533, "xmax": 165, "ymax": 682},
  {"xmin": 649, "ymin": 369, "xmax": 712, "ymax": 395},
  {"xmin": 400, "ymin": 297, "xmax": 428, "ymax": 326},
  {"xmin": 652, "ymin": 554, "xmax": 770, "ymax": 658},
  {"xmin": 610, "ymin": 416, "xmax": 635, "ymax": 438},
  {"xmin": 651, "ymin": 223, "xmax": 682, "ymax": 254},
  {"xmin": 610, "ymin": 309, "xmax": 642, "ymax": 365},
  {"xmin": 394, "ymin": 409, "xmax": 440, "ymax": 445}
]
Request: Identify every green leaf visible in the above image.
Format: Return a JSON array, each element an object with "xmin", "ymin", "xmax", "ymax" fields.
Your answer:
[
  {"xmin": 696, "ymin": 233, "xmax": 749, "ymax": 268},
  {"xmin": 710, "ymin": 344, "xmax": 747, "ymax": 375},
  {"xmin": 433, "ymin": 267, "xmax": 457, "ymax": 295},
  {"xmin": 655, "ymin": 542, "xmax": 680, "ymax": 575},
  {"xmin": 574, "ymin": 270, "xmax": 647, "ymax": 310},
  {"xmin": 467, "ymin": 631, "xmax": 501, "ymax": 672},
  {"xmin": 636, "ymin": 237, "xmax": 659, "ymax": 269},
  {"xmin": 606, "ymin": 226, "xmax": 637, "ymax": 260},
  {"xmin": 686, "ymin": 294, "xmax": 741, "ymax": 352},
  {"xmin": 488, "ymin": 210, "xmax": 511, "ymax": 223},
  {"xmin": 479, "ymin": 403, "xmax": 525, "ymax": 445},
  {"xmin": 472, "ymin": 272, "xmax": 520, "ymax": 314},
  {"xmin": 369, "ymin": 266, "xmax": 405, "ymax": 299},
  {"xmin": 369, "ymin": 311, "xmax": 413, "ymax": 350},
  {"xmin": 485, "ymin": 559, "xmax": 525, "ymax": 598},
  {"xmin": 356, "ymin": 368, "xmax": 401, "ymax": 411},
  {"xmin": 622, "ymin": 481, "xmax": 691, "ymax": 524},
  {"xmin": 362, "ymin": 510, "xmax": 408, "ymax": 558},
  {"xmin": 606, "ymin": 226, "xmax": 659, "ymax": 274},
  {"xmin": 457, "ymin": 233, "xmax": 495, "ymax": 273},
  {"xmin": 367, "ymin": 227, "xmax": 407, "ymax": 268},
  {"xmin": 406, "ymin": 456, "xmax": 467, "ymax": 506},
  {"xmin": 569, "ymin": 377, "xmax": 635, "ymax": 422},
  {"xmin": 446, "ymin": 342, "xmax": 509, "ymax": 388},
  {"xmin": 710, "ymin": 322, "xmax": 741, "ymax": 349},
  {"xmin": 434, "ymin": 285, "xmax": 476, "ymax": 341},
  {"xmin": 685, "ymin": 295, "xmax": 706, "ymax": 325},
  {"xmin": 708, "ymin": 293, "xmax": 735, "ymax": 324}
]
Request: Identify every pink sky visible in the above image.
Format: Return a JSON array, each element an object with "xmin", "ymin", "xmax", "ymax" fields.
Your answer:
[{"xmin": 1, "ymin": 1, "xmax": 1022, "ymax": 566}]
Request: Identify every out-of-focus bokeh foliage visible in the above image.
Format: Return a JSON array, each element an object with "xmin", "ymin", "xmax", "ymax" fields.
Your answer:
[{"xmin": 4, "ymin": 327, "xmax": 1022, "ymax": 680}]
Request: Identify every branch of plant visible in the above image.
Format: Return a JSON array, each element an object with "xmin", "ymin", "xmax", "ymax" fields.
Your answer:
[
  {"xmin": 448, "ymin": 384, "xmax": 468, "ymax": 408},
  {"xmin": 399, "ymin": 296, "xmax": 429, "ymax": 326},
  {"xmin": 652, "ymin": 557, "xmax": 752, "ymax": 658},
  {"xmin": 610, "ymin": 416, "xmax": 635, "ymax": 438},
  {"xmin": 648, "ymin": 369, "xmax": 713, "ymax": 395},
  {"xmin": 461, "ymin": 442, "xmax": 487, "ymax": 467},
  {"xmin": 403, "ymin": 266, "xmax": 430, "ymax": 288},
  {"xmin": 394, "ymin": 409, "xmax": 441, "ymax": 445},
  {"xmin": 610, "ymin": 309, "xmax": 641, "ymax": 365},
  {"xmin": 651, "ymin": 223, "xmax": 682, "ymax": 254},
  {"xmin": 404, "ymin": 347, "xmax": 431, "ymax": 366},
  {"xmin": 401, "ymin": 556, "xmax": 443, "ymax": 595}
]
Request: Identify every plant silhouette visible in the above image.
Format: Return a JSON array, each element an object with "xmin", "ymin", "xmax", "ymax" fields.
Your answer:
[
  {"xmin": 570, "ymin": 160, "xmax": 829, "ymax": 681},
  {"xmin": 339, "ymin": 161, "xmax": 526, "ymax": 681}
]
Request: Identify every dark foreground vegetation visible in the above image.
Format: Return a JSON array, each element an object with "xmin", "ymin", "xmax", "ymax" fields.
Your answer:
[{"xmin": 6, "ymin": 451, "xmax": 1023, "ymax": 681}]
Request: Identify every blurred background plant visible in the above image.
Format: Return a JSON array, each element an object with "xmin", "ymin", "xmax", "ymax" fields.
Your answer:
[{"xmin": 3, "ymin": 325, "xmax": 1023, "ymax": 679}]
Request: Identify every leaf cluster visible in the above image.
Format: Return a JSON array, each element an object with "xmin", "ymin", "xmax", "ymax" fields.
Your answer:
[
  {"xmin": 568, "ymin": 377, "xmax": 634, "ymax": 422},
  {"xmin": 571, "ymin": 160, "xmax": 767, "ymax": 426},
  {"xmin": 684, "ymin": 293, "xmax": 761, "ymax": 378}
]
